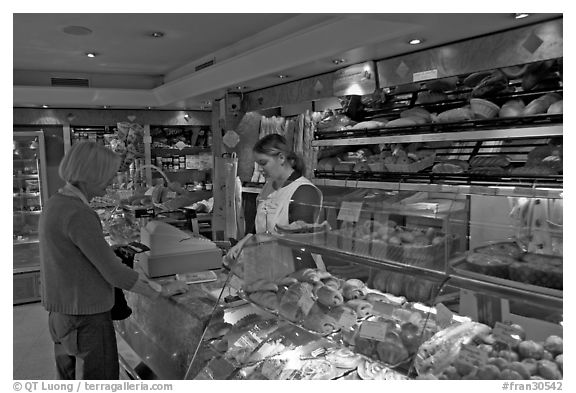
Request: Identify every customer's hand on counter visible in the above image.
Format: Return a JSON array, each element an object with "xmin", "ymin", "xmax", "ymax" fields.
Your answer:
[{"xmin": 160, "ymin": 280, "xmax": 188, "ymax": 297}]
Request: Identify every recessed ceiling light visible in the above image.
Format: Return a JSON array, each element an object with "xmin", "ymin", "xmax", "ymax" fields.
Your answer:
[
  {"xmin": 62, "ymin": 26, "xmax": 93, "ymax": 36},
  {"xmin": 514, "ymin": 13, "xmax": 530, "ymax": 19},
  {"xmin": 332, "ymin": 59, "xmax": 346, "ymax": 65},
  {"xmin": 85, "ymin": 52, "xmax": 97, "ymax": 58},
  {"xmin": 151, "ymin": 31, "xmax": 165, "ymax": 38},
  {"xmin": 146, "ymin": 106, "xmax": 152, "ymax": 110},
  {"xmin": 278, "ymin": 74, "xmax": 289, "ymax": 79},
  {"xmin": 103, "ymin": 105, "xmax": 109, "ymax": 109},
  {"xmin": 409, "ymin": 38, "xmax": 423, "ymax": 45},
  {"xmin": 42, "ymin": 105, "xmax": 48, "ymax": 108},
  {"xmin": 236, "ymin": 86, "xmax": 246, "ymax": 90},
  {"xmin": 202, "ymin": 100, "xmax": 211, "ymax": 105}
]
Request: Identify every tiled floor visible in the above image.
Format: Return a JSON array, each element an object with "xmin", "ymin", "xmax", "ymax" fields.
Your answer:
[
  {"xmin": 13, "ymin": 302, "xmax": 55, "ymax": 380},
  {"xmin": 13, "ymin": 302, "xmax": 135, "ymax": 380}
]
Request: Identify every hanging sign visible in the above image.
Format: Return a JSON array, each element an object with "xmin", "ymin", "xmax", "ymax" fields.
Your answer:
[{"xmin": 333, "ymin": 61, "xmax": 377, "ymax": 96}]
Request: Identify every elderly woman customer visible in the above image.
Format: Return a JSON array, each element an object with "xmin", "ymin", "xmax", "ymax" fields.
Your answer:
[{"xmin": 39, "ymin": 142, "xmax": 183, "ymax": 380}]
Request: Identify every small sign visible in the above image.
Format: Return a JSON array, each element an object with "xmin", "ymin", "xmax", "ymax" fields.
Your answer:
[
  {"xmin": 370, "ymin": 301, "xmax": 395, "ymax": 317},
  {"xmin": 493, "ymin": 322, "xmax": 523, "ymax": 347},
  {"xmin": 457, "ymin": 344, "xmax": 488, "ymax": 367},
  {"xmin": 337, "ymin": 201, "xmax": 363, "ymax": 222},
  {"xmin": 134, "ymin": 207, "xmax": 155, "ymax": 218},
  {"xmin": 358, "ymin": 321, "xmax": 388, "ymax": 342},
  {"xmin": 333, "ymin": 62, "xmax": 377, "ymax": 96},
  {"xmin": 435, "ymin": 303, "xmax": 454, "ymax": 329},
  {"xmin": 413, "ymin": 69, "xmax": 439, "ymax": 82}
]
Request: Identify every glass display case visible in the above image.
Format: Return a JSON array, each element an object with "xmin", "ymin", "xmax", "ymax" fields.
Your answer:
[
  {"xmin": 13, "ymin": 131, "xmax": 49, "ymax": 304},
  {"xmin": 126, "ymin": 191, "xmax": 561, "ymax": 380}
]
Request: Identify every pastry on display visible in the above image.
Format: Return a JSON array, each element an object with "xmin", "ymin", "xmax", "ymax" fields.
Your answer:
[
  {"xmin": 357, "ymin": 358, "xmax": 408, "ymax": 380},
  {"xmin": 317, "ymin": 285, "xmax": 345, "ymax": 307},
  {"xmin": 342, "ymin": 278, "xmax": 368, "ymax": 300},
  {"xmin": 243, "ymin": 279, "xmax": 279, "ymax": 293},
  {"xmin": 325, "ymin": 347, "xmax": 362, "ymax": 369},
  {"xmin": 302, "ymin": 311, "xmax": 338, "ymax": 335},
  {"xmin": 249, "ymin": 291, "xmax": 280, "ymax": 310},
  {"xmin": 299, "ymin": 359, "xmax": 337, "ymax": 380},
  {"xmin": 344, "ymin": 299, "xmax": 373, "ymax": 318}
]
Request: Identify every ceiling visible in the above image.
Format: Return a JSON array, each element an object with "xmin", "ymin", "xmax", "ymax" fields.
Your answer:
[{"xmin": 13, "ymin": 13, "xmax": 562, "ymax": 111}]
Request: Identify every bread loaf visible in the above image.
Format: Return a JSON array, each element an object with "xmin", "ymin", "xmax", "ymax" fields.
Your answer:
[
  {"xmin": 302, "ymin": 312, "xmax": 338, "ymax": 334},
  {"xmin": 317, "ymin": 157, "xmax": 340, "ymax": 171},
  {"xmin": 400, "ymin": 107, "xmax": 432, "ymax": 123},
  {"xmin": 385, "ymin": 117, "xmax": 419, "ymax": 128},
  {"xmin": 499, "ymin": 99, "xmax": 525, "ymax": 118},
  {"xmin": 244, "ymin": 279, "xmax": 278, "ymax": 293},
  {"xmin": 436, "ymin": 107, "xmax": 474, "ymax": 123},
  {"xmin": 344, "ymin": 299, "xmax": 373, "ymax": 317},
  {"xmin": 249, "ymin": 291, "xmax": 280, "ymax": 310},
  {"xmin": 470, "ymin": 155, "xmax": 510, "ymax": 168},
  {"xmin": 468, "ymin": 166, "xmax": 507, "ymax": 175},
  {"xmin": 547, "ymin": 100, "xmax": 563, "ymax": 114},
  {"xmin": 342, "ymin": 279, "xmax": 368, "ymax": 300}
]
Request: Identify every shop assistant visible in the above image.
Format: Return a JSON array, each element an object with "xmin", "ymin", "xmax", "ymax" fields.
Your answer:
[{"xmin": 227, "ymin": 134, "xmax": 323, "ymax": 265}]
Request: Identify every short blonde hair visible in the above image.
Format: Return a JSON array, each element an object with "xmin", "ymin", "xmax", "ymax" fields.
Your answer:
[{"xmin": 59, "ymin": 141, "xmax": 121, "ymax": 187}]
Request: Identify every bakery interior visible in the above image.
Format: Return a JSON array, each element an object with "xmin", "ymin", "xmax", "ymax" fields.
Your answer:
[{"xmin": 12, "ymin": 12, "xmax": 564, "ymax": 381}]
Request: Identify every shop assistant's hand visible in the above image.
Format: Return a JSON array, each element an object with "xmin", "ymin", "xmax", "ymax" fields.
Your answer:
[{"xmin": 225, "ymin": 234, "xmax": 253, "ymax": 261}]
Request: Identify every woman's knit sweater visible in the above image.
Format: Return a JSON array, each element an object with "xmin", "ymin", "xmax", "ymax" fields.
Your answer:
[{"xmin": 39, "ymin": 193, "xmax": 138, "ymax": 315}]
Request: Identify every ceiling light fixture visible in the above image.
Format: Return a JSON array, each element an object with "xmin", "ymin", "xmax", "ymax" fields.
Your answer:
[
  {"xmin": 42, "ymin": 105, "xmax": 48, "ymax": 108},
  {"xmin": 85, "ymin": 52, "xmax": 97, "ymax": 58},
  {"xmin": 514, "ymin": 13, "xmax": 530, "ymax": 19},
  {"xmin": 103, "ymin": 105, "xmax": 108, "ymax": 109},
  {"xmin": 409, "ymin": 38, "xmax": 423, "ymax": 45},
  {"xmin": 151, "ymin": 31, "xmax": 165, "ymax": 38},
  {"xmin": 183, "ymin": 113, "xmax": 190, "ymax": 121},
  {"xmin": 146, "ymin": 106, "xmax": 152, "ymax": 110},
  {"xmin": 62, "ymin": 26, "xmax": 93, "ymax": 36},
  {"xmin": 278, "ymin": 74, "xmax": 288, "ymax": 79},
  {"xmin": 332, "ymin": 59, "xmax": 345, "ymax": 65}
]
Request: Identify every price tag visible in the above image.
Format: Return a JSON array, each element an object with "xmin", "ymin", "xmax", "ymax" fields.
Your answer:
[
  {"xmin": 493, "ymin": 322, "xmax": 523, "ymax": 347},
  {"xmin": 358, "ymin": 321, "xmax": 388, "ymax": 342},
  {"xmin": 337, "ymin": 201, "xmax": 363, "ymax": 222},
  {"xmin": 457, "ymin": 344, "xmax": 488, "ymax": 367},
  {"xmin": 370, "ymin": 301, "xmax": 395, "ymax": 317},
  {"xmin": 435, "ymin": 303, "xmax": 453, "ymax": 329},
  {"xmin": 413, "ymin": 69, "xmax": 438, "ymax": 82}
]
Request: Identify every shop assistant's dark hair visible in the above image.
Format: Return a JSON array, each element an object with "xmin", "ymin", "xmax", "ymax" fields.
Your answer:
[{"xmin": 253, "ymin": 134, "xmax": 306, "ymax": 174}]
